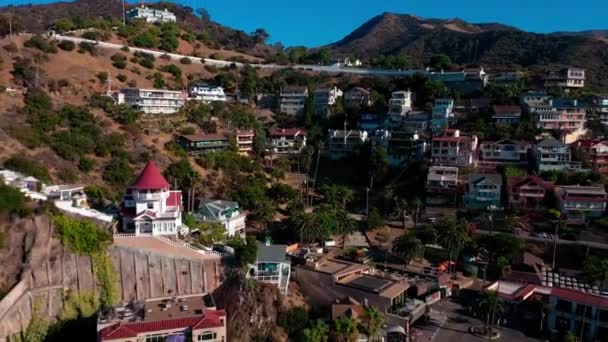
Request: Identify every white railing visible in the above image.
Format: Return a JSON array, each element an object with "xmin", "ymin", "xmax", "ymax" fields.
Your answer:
[
  {"xmin": 113, "ymin": 233, "xmax": 136, "ymax": 238},
  {"xmin": 155, "ymin": 236, "xmax": 223, "ymax": 257}
]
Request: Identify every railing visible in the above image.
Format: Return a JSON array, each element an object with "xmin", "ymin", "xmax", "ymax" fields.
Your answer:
[
  {"xmin": 113, "ymin": 233, "xmax": 136, "ymax": 238},
  {"xmin": 135, "ymin": 192, "xmax": 163, "ymax": 201},
  {"xmin": 155, "ymin": 236, "xmax": 223, "ymax": 257}
]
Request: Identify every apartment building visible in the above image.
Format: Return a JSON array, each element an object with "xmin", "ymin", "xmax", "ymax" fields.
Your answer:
[
  {"xmin": 120, "ymin": 161, "xmax": 183, "ymax": 236},
  {"xmin": 426, "ymin": 166, "xmax": 459, "ymax": 207},
  {"xmin": 478, "ymin": 139, "xmax": 530, "ymax": 166},
  {"xmin": 327, "ymin": 130, "xmax": 368, "ymax": 159},
  {"xmin": 188, "ymin": 84, "xmax": 227, "ymax": 103},
  {"xmin": 98, "ymin": 293, "xmax": 226, "ymax": 342},
  {"xmin": 196, "ymin": 200, "xmax": 246, "ymax": 238},
  {"xmin": 555, "ymin": 186, "xmax": 607, "ymax": 219},
  {"xmin": 357, "ymin": 113, "xmax": 386, "ymax": 133},
  {"xmin": 266, "ymin": 128, "xmax": 307, "ymax": 154},
  {"xmin": 507, "ymin": 176, "xmax": 553, "ymax": 211},
  {"xmin": 430, "ymin": 98, "xmax": 454, "ymax": 133},
  {"xmin": 388, "ymin": 111, "xmax": 429, "ymax": 134},
  {"xmin": 233, "ymin": 130, "xmax": 255, "ymax": 155},
  {"xmin": 388, "ymin": 91, "xmax": 413, "ymax": 116},
  {"xmin": 544, "ymin": 68, "xmax": 586, "ymax": 89},
  {"xmin": 279, "ymin": 86, "xmax": 308, "ymax": 115},
  {"xmin": 118, "ymin": 88, "xmax": 185, "ymax": 115},
  {"xmin": 344, "ymin": 87, "xmax": 371, "ymax": 108},
  {"xmin": 463, "ymin": 173, "xmax": 502, "ymax": 210},
  {"xmin": 534, "ymin": 138, "xmax": 582, "ymax": 173},
  {"xmin": 431, "ymin": 129, "xmax": 478, "ymax": 167},
  {"xmin": 177, "ymin": 134, "xmax": 230, "ymax": 155},
  {"xmin": 547, "ymin": 288, "xmax": 608, "ymax": 341},
  {"xmin": 492, "ymin": 105, "xmax": 522, "ymax": 125},
  {"xmin": 126, "ymin": 6, "xmax": 177, "ymax": 23},
  {"xmin": 591, "ymin": 94, "xmax": 608, "ymax": 126},
  {"xmin": 373, "ymin": 130, "xmax": 426, "ymax": 166},
  {"xmin": 314, "ymin": 86, "xmax": 343, "ymax": 118},
  {"xmin": 571, "ymin": 139, "xmax": 608, "ymax": 177},
  {"xmin": 248, "ymin": 242, "xmax": 291, "ymax": 294}
]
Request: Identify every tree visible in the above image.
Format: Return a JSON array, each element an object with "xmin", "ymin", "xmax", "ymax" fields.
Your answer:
[
  {"xmin": 0, "ymin": 183, "xmax": 28, "ymax": 216},
  {"xmin": 393, "ymin": 197, "xmax": 409, "ymax": 229},
  {"xmin": 302, "ymin": 320, "xmax": 329, "ymax": 342},
  {"xmin": 292, "ymin": 212, "xmax": 322, "ymax": 243},
  {"xmin": 360, "ymin": 306, "xmax": 384, "ymax": 341},
  {"xmin": 102, "ymin": 158, "xmax": 133, "ymax": 187},
  {"xmin": 369, "ymin": 146, "xmax": 389, "ymax": 183},
  {"xmin": 252, "ymin": 28, "xmax": 270, "ymax": 44},
  {"xmin": 415, "ymin": 225, "xmax": 438, "ymax": 257},
  {"xmin": 392, "ymin": 232, "xmax": 424, "ymax": 265},
  {"xmin": 331, "ymin": 316, "xmax": 358, "ymax": 342},
  {"xmin": 584, "ymin": 256, "xmax": 608, "ymax": 292},
  {"xmin": 198, "ymin": 222, "xmax": 226, "ymax": 245},
  {"xmin": 271, "ymin": 158, "xmax": 290, "ymax": 182},
  {"xmin": 319, "ymin": 184, "xmax": 354, "ymax": 209},
  {"xmin": 407, "ymin": 197, "xmax": 423, "ymax": 227},
  {"xmin": 477, "ymin": 233, "xmax": 523, "ymax": 276},
  {"xmin": 228, "ymin": 236, "xmax": 258, "ymax": 268},
  {"xmin": 335, "ymin": 209, "xmax": 355, "ymax": 248},
  {"xmin": 436, "ymin": 218, "xmax": 470, "ymax": 273},
  {"xmin": 478, "ymin": 291, "xmax": 504, "ymax": 336},
  {"xmin": 53, "ymin": 215, "xmax": 111, "ymax": 255},
  {"xmin": 252, "ymin": 199, "xmax": 277, "ymax": 232},
  {"xmin": 429, "ymin": 54, "xmax": 452, "ymax": 69},
  {"xmin": 277, "ymin": 307, "xmax": 309, "ymax": 339}
]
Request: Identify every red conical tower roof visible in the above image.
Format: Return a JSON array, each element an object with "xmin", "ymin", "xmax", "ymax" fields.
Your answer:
[{"xmin": 131, "ymin": 160, "xmax": 170, "ymax": 190}]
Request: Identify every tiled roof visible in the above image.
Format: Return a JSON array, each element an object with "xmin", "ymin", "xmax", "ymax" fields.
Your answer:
[
  {"xmin": 181, "ymin": 134, "xmax": 227, "ymax": 142},
  {"xmin": 551, "ymin": 288, "xmax": 608, "ymax": 310},
  {"xmin": 134, "ymin": 210, "xmax": 157, "ymax": 219},
  {"xmin": 268, "ymin": 128, "xmax": 306, "ymax": 137},
  {"xmin": 166, "ymin": 191, "xmax": 182, "ymax": 207},
  {"xmin": 131, "ymin": 161, "xmax": 170, "ymax": 190},
  {"xmin": 508, "ymin": 176, "xmax": 553, "ymax": 191},
  {"xmin": 99, "ymin": 310, "xmax": 225, "ymax": 341},
  {"xmin": 571, "ymin": 139, "xmax": 607, "ymax": 148}
]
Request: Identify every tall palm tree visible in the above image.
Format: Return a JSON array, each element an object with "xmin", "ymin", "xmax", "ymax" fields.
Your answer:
[
  {"xmin": 303, "ymin": 319, "xmax": 329, "ymax": 342},
  {"xmin": 335, "ymin": 209, "xmax": 356, "ymax": 248},
  {"xmin": 332, "ymin": 316, "xmax": 358, "ymax": 342},
  {"xmin": 436, "ymin": 218, "xmax": 470, "ymax": 274},
  {"xmin": 360, "ymin": 306, "xmax": 384, "ymax": 341},
  {"xmin": 407, "ymin": 197, "xmax": 422, "ymax": 227},
  {"xmin": 392, "ymin": 232, "xmax": 424, "ymax": 266},
  {"xmin": 271, "ymin": 158, "xmax": 291, "ymax": 183},
  {"xmin": 393, "ymin": 197, "xmax": 409, "ymax": 229},
  {"xmin": 478, "ymin": 291, "xmax": 504, "ymax": 336},
  {"xmin": 292, "ymin": 212, "xmax": 322, "ymax": 244},
  {"xmin": 252, "ymin": 199, "xmax": 277, "ymax": 233}
]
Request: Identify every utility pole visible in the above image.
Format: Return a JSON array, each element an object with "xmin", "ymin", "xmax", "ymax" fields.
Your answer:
[{"xmin": 122, "ymin": 0, "xmax": 126, "ymax": 26}]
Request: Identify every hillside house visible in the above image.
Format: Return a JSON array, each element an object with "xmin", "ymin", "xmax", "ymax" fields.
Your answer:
[
  {"xmin": 571, "ymin": 139, "xmax": 608, "ymax": 177},
  {"xmin": 478, "ymin": 139, "xmax": 530, "ymax": 167},
  {"xmin": 388, "ymin": 111, "xmax": 429, "ymax": 134},
  {"xmin": 248, "ymin": 242, "xmax": 291, "ymax": 294},
  {"xmin": 233, "ymin": 130, "xmax": 255, "ymax": 155},
  {"xmin": 280, "ymin": 86, "xmax": 308, "ymax": 116},
  {"xmin": 492, "ymin": 105, "xmax": 522, "ymax": 125},
  {"xmin": 507, "ymin": 176, "xmax": 553, "ymax": 211},
  {"xmin": 591, "ymin": 94, "xmax": 608, "ymax": 126},
  {"xmin": 388, "ymin": 91, "xmax": 413, "ymax": 116},
  {"xmin": 196, "ymin": 200, "xmax": 246, "ymax": 238},
  {"xmin": 534, "ymin": 138, "xmax": 582, "ymax": 173},
  {"xmin": 266, "ymin": 128, "xmax": 307, "ymax": 154},
  {"xmin": 178, "ymin": 134, "xmax": 230, "ymax": 155},
  {"xmin": 121, "ymin": 161, "xmax": 183, "ymax": 236},
  {"xmin": 327, "ymin": 130, "xmax": 368, "ymax": 159},
  {"xmin": 431, "ymin": 129, "xmax": 478, "ymax": 167},
  {"xmin": 357, "ymin": 113, "xmax": 386, "ymax": 133},
  {"xmin": 0, "ymin": 170, "xmax": 40, "ymax": 193},
  {"xmin": 426, "ymin": 166, "xmax": 459, "ymax": 207},
  {"xmin": 117, "ymin": 88, "xmax": 185, "ymax": 115},
  {"xmin": 463, "ymin": 173, "xmax": 502, "ymax": 210},
  {"xmin": 373, "ymin": 130, "xmax": 426, "ymax": 167},
  {"xmin": 430, "ymin": 98, "xmax": 454, "ymax": 133},
  {"xmin": 188, "ymin": 84, "xmax": 227, "ymax": 103},
  {"xmin": 313, "ymin": 86, "xmax": 343, "ymax": 118},
  {"xmin": 555, "ymin": 186, "xmax": 607, "ymax": 220},
  {"xmin": 344, "ymin": 87, "xmax": 372, "ymax": 108},
  {"xmin": 543, "ymin": 68, "xmax": 586, "ymax": 89},
  {"xmin": 126, "ymin": 6, "xmax": 177, "ymax": 23},
  {"xmin": 428, "ymin": 67, "xmax": 489, "ymax": 95}
]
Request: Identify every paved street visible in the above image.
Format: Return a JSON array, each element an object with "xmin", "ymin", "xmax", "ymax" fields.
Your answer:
[{"xmin": 412, "ymin": 300, "xmax": 541, "ymax": 342}]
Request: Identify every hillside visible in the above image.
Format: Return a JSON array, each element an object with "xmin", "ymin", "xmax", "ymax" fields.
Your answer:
[{"xmin": 329, "ymin": 13, "xmax": 608, "ymax": 89}]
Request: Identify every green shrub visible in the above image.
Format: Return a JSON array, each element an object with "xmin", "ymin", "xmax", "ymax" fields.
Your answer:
[
  {"xmin": 82, "ymin": 31, "xmax": 98, "ymax": 40},
  {"xmin": 0, "ymin": 183, "xmax": 28, "ymax": 216},
  {"xmin": 153, "ymin": 73, "xmax": 165, "ymax": 89},
  {"xmin": 116, "ymin": 74, "xmax": 127, "ymax": 82},
  {"xmin": 58, "ymin": 168, "xmax": 78, "ymax": 183},
  {"xmin": 24, "ymin": 35, "xmax": 58, "ymax": 53},
  {"xmin": 53, "ymin": 215, "xmax": 111, "ymax": 255},
  {"xmin": 96, "ymin": 72, "xmax": 108, "ymax": 84},
  {"xmin": 131, "ymin": 30, "xmax": 158, "ymax": 48},
  {"xmin": 139, "ymin": 58, "xmax": 154, "ymax": 69},
  {"xmin": 111, "ymin": 53, "xmax": 127, "ymax": 69},
  {"xmin": 77, "ymin": 42, "xmax": 97, "ymax": 55},
  {"xmin": 102, "ymin": 158, "xmax": 133, "ymax": 187},
  {"xmin": 159, "ymin": 64, "xmax": 182, "ymax": 80},
  {"xmin": 57, "ymin": 40, "xmax": 76, "ymax": 51},
  {"xmin": 3, "ymin": 155, "xmax": 51, "ymax": 182},
  {"xmin": 179, "ymin": 57, "xmax": 192, "ymax": 65},
  {"xmin": 78, "ymin": 157, "xmax": 96, "ymax": 172}
]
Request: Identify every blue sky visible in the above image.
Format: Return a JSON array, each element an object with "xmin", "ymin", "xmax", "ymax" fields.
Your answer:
[{"xmin": 3, "ymin": 0, "xmax": 608, "ymax": 47}]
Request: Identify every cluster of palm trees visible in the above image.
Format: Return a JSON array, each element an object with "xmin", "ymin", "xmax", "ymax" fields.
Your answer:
[{"xmin": 302, "ymin": 306, "xmax": 384, "ymax": 342}]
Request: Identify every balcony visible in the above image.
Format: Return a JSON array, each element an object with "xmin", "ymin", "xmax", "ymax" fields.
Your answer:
[{"xmin": 135, "ymin": 192, "xmax": 163, "ymax": 201}]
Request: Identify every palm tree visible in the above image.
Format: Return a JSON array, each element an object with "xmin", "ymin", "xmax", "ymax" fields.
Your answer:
[
  {"xmin": 393, "ymin": 197, "xmax": 409, "ymax": 229},
  {"xmin": 335, "ymin": 209, "xmax": 355, "ymax": 248},
  {"xmin": 332, "ymin": 316, "xmax": 358, "ymax": 342},
  {"xmin": 436, "ymin": 218, "xmax": 470, "ymax": 274},
  {"xmin": 252, "ymin": 199, "xmax": 277, "ymax": 233},
  {"xmin": 392, "ymin": 232, "xmax": 424, "ymax": 266},
  {"xmin": 292, "ymin": 212, "xmax": 322, "ymax": 244},
  {"xmin": 407, "ymin": 197, "xmax": 422, "ymax": 227},
  {"xmin": 360, "ymin": 306, "xmax": 384, "ymax": 341},
  {"xmin": 271, "ymin": 158, "xmax": 291, "ymax": 183},
  {"xmin": 415, "ymin": 225, "xmax": 438, "ymax": 258},
  {"xmin": 478, "ymin": 291, "xmax": 504, "ymax": 336},
  {"xmin": 303, "ymin": 320, "xmax": 329, "ymax": 342}
]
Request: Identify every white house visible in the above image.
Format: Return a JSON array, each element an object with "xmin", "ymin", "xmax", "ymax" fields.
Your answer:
[
  {"xmin": 431, "ymin": 129, "xmax": 478, "ymax": 167},
  {"xmin": 121, "ymin": 161, "xmax": 183, "ymax": 236},
  {"xmin": 248, "ymin": 242, "xmax": 291, "ymax": 294},
  {"xmin": 188, "ymin": 84, "xmax": 227, "ymax": 103},
  {"xmin": 280, "ymin": 86, "xmax": 308, "ymax": 116},
  {"xmin": 544, "ymin": 68, "xmax": 585, "ymax": 89},
  {"xmin": 267, "ymin": 128, "xmax": 307, "ymax": 154},
  {"xmin": 430, "ymin": 98, "xmax": 454, "ymax": 133},
  {"xmin": 388, "ymin": 91, "xmax": 413, "ymax": 116},
  {"xmin": 196, "ymin": 200, "xmax": 246, "ymax": 238},
  {"xmin": 314, "ymin": 86, "xmax": 343, "ymax": 118},
  {"xmin": 126, "ymin": 6, "xmax": 177, "ymax": 23},
  {"xmin": 327, "ymin": 130, "xmax": 368, "ymax": 159},
  {"xmin": 344, "ymin": 87, "xmax": 371, "ymax": 108},
  {"xmin": 118, "ymin": 88, "xmax": 185, "ymax": 115},
  {"xmin": 478, "ymin": 139, "xmax": 530, "ymax": 164},
  {"xmin": 555, "ymin": 186, "xmax": 607, "ymax": 219},
  {"xmin": 534, "ymin": 138, "xmax": 582, "ymax": 173}
]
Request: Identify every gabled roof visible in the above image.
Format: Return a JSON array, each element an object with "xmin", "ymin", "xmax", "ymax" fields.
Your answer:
[
  {"xmin": 256, "ymin": 243, "xmax": 287, "ymax": 263},
  {"xmin": 571, "ymin": 139, "xmax": 608, "ymax": 149},
  {"xmin": 268, "ymin": 128, "xmax": 306, "ymax": 137},
  {"xmin": 469, "ymin": 173, "xmax": 502, "ymax": 186},
  {"xmin": 166, "ymin": 191, "xmax": 182, "ymax": 207},
  {"xmin": 134, "ymin": 210, "xmax": 157, "ymax": 220},
  {"xmin": 180, "ymin": 134, "xmax": 227, "ymax": 142},
  {"xmin": 551, "ymin": 288, "xmax": 608, "ymax": 310},
  {"xmin": 508, "ymin": 176, "xmax": 553, "ymax": 191},
  {"xmin": 536, "ymin": 137, "xmax": 565, "ymax": 148},
  {"xmin": 131, "ymin": 161, "xmax": 170, "ymax": 190}
]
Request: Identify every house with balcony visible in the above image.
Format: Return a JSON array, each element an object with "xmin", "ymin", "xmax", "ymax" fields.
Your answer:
[
  {"xmin": 126, "ymin": 5, "xmax": 177, "ymax": 23},
  {"xmin": 0, "ymin": 170, "xmax": 40, "ymax": 194},
  {"xmin": 357, "ymin": 113, "xmax": 386, "ymax": 133},
  {"xmin": 547, "ymin": 288, "xmax": 608, "ymax": 341},
  {"xmin": 591, "ymin": 94, "xmax": 608, "ymax": 125},
  {"xmin": 327, "ymin": 130, "xmax": 368, "ymax": 159},
  {"xmin": 534, "ymin": 138, "xmax": 582, "ymax": 173},
  {"xmin": 478, "ymin": 139, "xmax": 531, "ymax": 168},
  {"xmin": 344, "ymin": 87, "xmax": 371, "ymax": 109},
  {"xmin": 571, "ymin": 139, "xmax": 608, "ymax": 177},
  {"xmin": 543, "ymin": 68, "xmax": 585, "ymax": 89},
  {"xmin": 492, "ymin": 105, "xmax": 522, "ymax": 125},
  {"xmin": 428, "ymin": 67, "xmax": 488, "ymax": 95},
  {"xmin": 387, "ymin": 110, "xmax": 429, "ymax": 134},
  {"xmin": 373, "ymin": 130, "xmax": 426, "ymax": 167},
  {"xmin": 426, "ymin": 166, "xmax": 459, "ymax": 207},
  {"xmin": 232, "ymin": 130, "xmax": 255, "ymax": 155},
  {"xmin": 196, "ymin": 200, "xmax": 246, "ymax": 238},
  {"xmin": 314, "ymin": 86, "xmax": 343, "ymax": 118},
  {"xmin": 120, "ymin": 161, "xmax": 183, "ymax": 236},
  {"xmin": 188, "ymin": 83, "xmax": 227, "ymax": 103},
  {"xmin": 462, "ymin": 173, "xmax": 502, "ymax": 210},
  {"xmin": 555, "ymin": 186, "xmax": 607, "ymax": 220},
  {"xmin": 248, "ymin": 242, "xmax": 290, "ymax": 294},
  {"xmin": 388, "ymin": 91, "xmax": 413, "ymax": 116},
  {"xmin": 98, "ymin": 293, "xmax": 226, "ymax": 342},
  {"xmin": 507, "ymin": 176, "xmax": 553, "ymax": 211},
  {"xmin": 266, "ymin": 128, "xmax": 307, "ymax": 154},
  {"xmin": 430, "ymin": 98, "xmax": 454, "ymax": 133},
  {"xmin": 279, "ymin": 86, "xmax": 308, "ymax": 115},
  {"xmin": 178, "ymin": 134, "xmax": 230, "ymax": 155},
  {"xmin": 431, "ymin": 129, "xmax": 478, "ymax": 167},
  {"xmin": 521, "ymin": 93, "xmax": 586, "ymax": 133},
  {"xmin": 117, "ymin": 88, "xmax": 185, "ymax": 115}
]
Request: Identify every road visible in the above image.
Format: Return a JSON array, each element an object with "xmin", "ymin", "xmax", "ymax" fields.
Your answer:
[
  {"xmin": 32, "ymin": 32, "xmax": 427, "ymax": 77},
  {"xmin": 475, "ymin": 229, "xmax": 608, "ymax": 251}
]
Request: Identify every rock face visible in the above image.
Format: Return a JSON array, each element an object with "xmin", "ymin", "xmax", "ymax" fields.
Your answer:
[{"xmin": 213, "ymin": 273, "xmax": 286, "ymax": 342}]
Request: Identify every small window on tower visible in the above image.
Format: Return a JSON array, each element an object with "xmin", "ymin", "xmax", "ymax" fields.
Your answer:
[{"xmin": 148, "ymin": 203, "xmax": 154, "ymax": 209}]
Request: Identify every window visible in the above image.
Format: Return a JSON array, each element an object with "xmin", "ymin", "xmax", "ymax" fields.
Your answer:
[
  {"xmin": 147, "ymin": 203, "xmax": 154, "ymax": 209},
  {"xmin": 198, "ymin": 331, "xmax": 218, "ymax": 341}
]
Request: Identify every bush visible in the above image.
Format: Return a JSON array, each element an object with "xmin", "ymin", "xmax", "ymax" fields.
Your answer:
[
  {"xmin": 179, "ymin": 57, "xmax": 192, "ymax": 65},
  {"xmin": 24, "ymin": 35, "xmax": 58, "ymax": 53},
  {"xmin": 3, "ymin": 155, "xmax": 51, "ymax": 182},
  {"xmin": 178, "ymin": 126, "xmax": 196, "ymax": 135},
  {"xmin": 111, "ymin": 53, "xmax": 127, "ymax": 69},
  {"xmin": 78, "ymin": 157, "xmax": 96, "ymax": 172},
  {"xmin": 120, "ymin": 45, "xmax": 130, "ymax": 52},
  {"xmin": 57, "ymin": 40, "xmax": 76, "ymax": 51},
  {"xmin": 78, "ymin": 42, "xmax": 97, "ymax": 55},
  {"xmin": 159, "ymin": 53, "xmax": 172, "ymax": 61},
  {"xmin": 116, "ymin": 74, "xmax": 127, "ymax": 82},
  {"xmin": 82, "ymin": 31, "xmax": 98, "ymax": 41},
  {"xmin": 58, "ymin": 168, "xmax": 78, "ymax": 183},
  {"xmin": 131, "ymin": 30, "xmax": 158, "ymax": 48},
  {"xmin": 0, "ymin": 183, "xmax": 28, "ymax": 216},
  {"xmin": 53, "ymin": 215, "xmax": 111, "ymax": 254},
  {"xmin": 139, "ymin": 58, "xmax": 154, "ymax": 69},
  {"xmin": 159, "ymin": 64, "xmax": 182, "ymax": 80},
  {"xmin": 96, "ymin": 72, "xmax": 108, "ymax": 84},
  {"xmin": 102, "ymin": 158, "xmax": 133, "ymax": 187},
  {"xmin": 153, "ymin": 73, "xmax": 165, "ymax": 89}
]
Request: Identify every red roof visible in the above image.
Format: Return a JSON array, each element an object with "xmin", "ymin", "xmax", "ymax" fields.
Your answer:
[
  {"xmin": 551, "ymin": 288, "xmax": 608, "ymax": 310},
  {"xmin": 132, "ymin": 161, "xmax": 170, "ymax": 190},
  {"xmin": 269, "ymin": 128, "xmax": 306, "ymax": 137},
  {"xmin": 572, "ymin": 139, "xmax": 607, "ymax": 148},
  {"xmin": 496, "ymin": 284, "xmax": 538, "ymax": 302},
  {"xmin": 99, "ymin": 310, "xmax": 225, "ymax": 341},
  {"xmin": 166, "ymin": 191, "xmax": 182, "ymax": 207},
  {"xmin": 508, "ymin": 175, "xmax": 553, "ymax": 191},
  {"xmin": 493, "ymin": 105, "xmax": 522, "ymax": 114}
]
